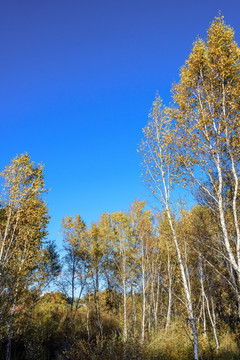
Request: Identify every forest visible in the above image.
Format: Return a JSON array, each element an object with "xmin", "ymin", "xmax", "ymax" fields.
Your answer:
[{"xmin": 1, "ymin": 16, "xmax": 240, "ymax": 360}]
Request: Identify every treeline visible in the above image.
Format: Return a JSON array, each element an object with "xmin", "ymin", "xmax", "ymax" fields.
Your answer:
[
  {"xmin": 0, "ymin": 157, "xmax": 239, "ymax": 360},
  {"xmin": 57, "ymin": 199, "xmax": 240, "ymax": 360},
  {"xmin": 1, "ymin": 174, "xmax": 240, "ymax": 359},
  {"xmin": 1, "ymin": 14, "xmax": 240, "ymax": 360}
]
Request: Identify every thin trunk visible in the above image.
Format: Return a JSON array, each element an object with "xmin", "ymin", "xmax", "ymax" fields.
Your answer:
[
  {"xmin": 73, "ymin": 280, "xmax": 86, "ymax": 320},
  {"xmin": 215, "ymin": 155, "xmax": 238, "ymax": 272},
  {"xmin": 122, "ymin": 266, "xmax": 127, "ymax": 360},
  {"xmin": 210, "ymin": 296, "xmax": 219, "ymax": 350},
  {"xmin": 204, "ymin": 293, "xmax": 219, "ymax": 349},
  {"xmin": 141, "ymin": 241, "xmax": 146, "ymax": 343},
  {"xmin": 165, "ymin": 203, "xmax": 199, "ymax": 360},
  {"xmin": 227, "ymin": 262, "xmax": 240, "ymax": 318},
  {"xmin": 226, "ymin": 130, "xmax": 240, "ymax": 276},
  {"xmin": 122, "ymin": 256, "xmax": 127, "ymax": 344},
  {"xmin": 202, "ymin": 293, "xmax": 207, "ymax": 339},
  {"xmin": 165, "ymin": 249, "xmax": 172, "ymax": 331},
  {"xmin": 0, "ymin": 208, "xmax": 12, "ymax": 262},
  {"xmin": 71, "ymin": 261, "xmax": 75, "ymax": 315},
  {"xmin": 222, "ymin": 77, "xmax": 240, "ymax": 275},
  {"xmin": 92, "ymin": 272, "xmax": 102, "ymax": 340},
  {"xmin": 154, "ymin": 273, "xmax": 160, "ymax": 331},
  {"xmin": 148, "ymin": 297, "xmax": 151, "ymax": 335},
  {"xmin": 131, "ymin": 276, "xmax": 137, "ymax": 331},
  {"xmin": 96, "ymin": 266, "xmax": 99, "ymax": 293},
  {"xmin": 199, "ymin": 258, "xmax": 207, "ymax": 338}
]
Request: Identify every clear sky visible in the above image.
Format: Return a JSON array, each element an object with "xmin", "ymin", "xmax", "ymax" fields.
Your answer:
[{"xmin": 1, "ymin": 0, "xmax": 240, "ymax": 247}]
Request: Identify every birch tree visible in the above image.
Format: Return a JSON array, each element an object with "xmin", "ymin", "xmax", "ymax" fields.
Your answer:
[
  {"xmin": 140, "ymin": 97, "xmax": 200, "ymax": 360},
  {"xmin": 129, "ymin": 199, "xmax": 154, "ymax": 342},
  {"xmin": 109, "ymin": 211, "xmax": 132, "ymax": 346},
  {"xmin": 61, "ymin": 214, "xmax": 87, "ymax": 317},
  {"xmin": 170, "ymin": 16, "xmax": 240, "ymax": 311},
  {"xmin": 0, "ymin": 153, "xmax": 50, "ymax": 360}
]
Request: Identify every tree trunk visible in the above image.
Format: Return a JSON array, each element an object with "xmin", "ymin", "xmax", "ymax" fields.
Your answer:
[
  {"xmin": 141, "ymin": 242, "xmax": 146, "ymax": 343},
  {"xmin": 165, "ymin": 203, "xmax": 199, "ymax": 360},
  {"xmin": 122, "ymin": 256, "xmax": 127, "ymax": 344},
  {"xmin": 131, "ymin": 276, "xmax": 137, "ymax": 332},
  {"xmin": 154, "ymin": 273, "xmax": 160, "ymax": 331},
  {"xmin": 165, "ymin": 249, "xmax": 172, "ymax": 331}
]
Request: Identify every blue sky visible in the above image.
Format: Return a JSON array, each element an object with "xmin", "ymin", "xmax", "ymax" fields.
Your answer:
[{"xmin": 1, "ymin": 0, "xmax": 240, "ymax": 247}]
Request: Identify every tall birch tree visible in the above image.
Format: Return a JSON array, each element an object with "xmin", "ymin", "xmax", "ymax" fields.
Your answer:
[
  {"xmin": 170, "ymin": 16, "xmax": 240, "ymax": 308},
  {"xmin": 140, "ymin": 97, "xmax": 200, "ymax": 360}
]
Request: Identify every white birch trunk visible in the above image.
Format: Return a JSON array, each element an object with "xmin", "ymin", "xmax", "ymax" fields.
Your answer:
[
  {"xmin": 131, "ymin": 276, "xmax": 137, "ymax": 331},
  {"xmin": 200, "ymin": 259, "xmax": 219, "ymax": 349},
  {"xmin": 199, "ymin": 260, "xmax": 207, "ymax": 339},
  {"xmin": 154, "ymin": 273, "xmax": 160, "ymax": 331},
  {"xmin": 165, "ymin": 248, "xmax": 172, "ymax": 331},
  {"xmin": 166, "ymin": 207, "xmax": 199, "ymax": 359},
  {"xmin": 122, "ymin": 255, "xmax": 127, "ymax": 344}
]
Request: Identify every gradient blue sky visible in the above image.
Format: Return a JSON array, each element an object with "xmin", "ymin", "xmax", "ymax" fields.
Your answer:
[{"xmin": 1, "ymin": 0, "xmax": 240, "ymax": 247}]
